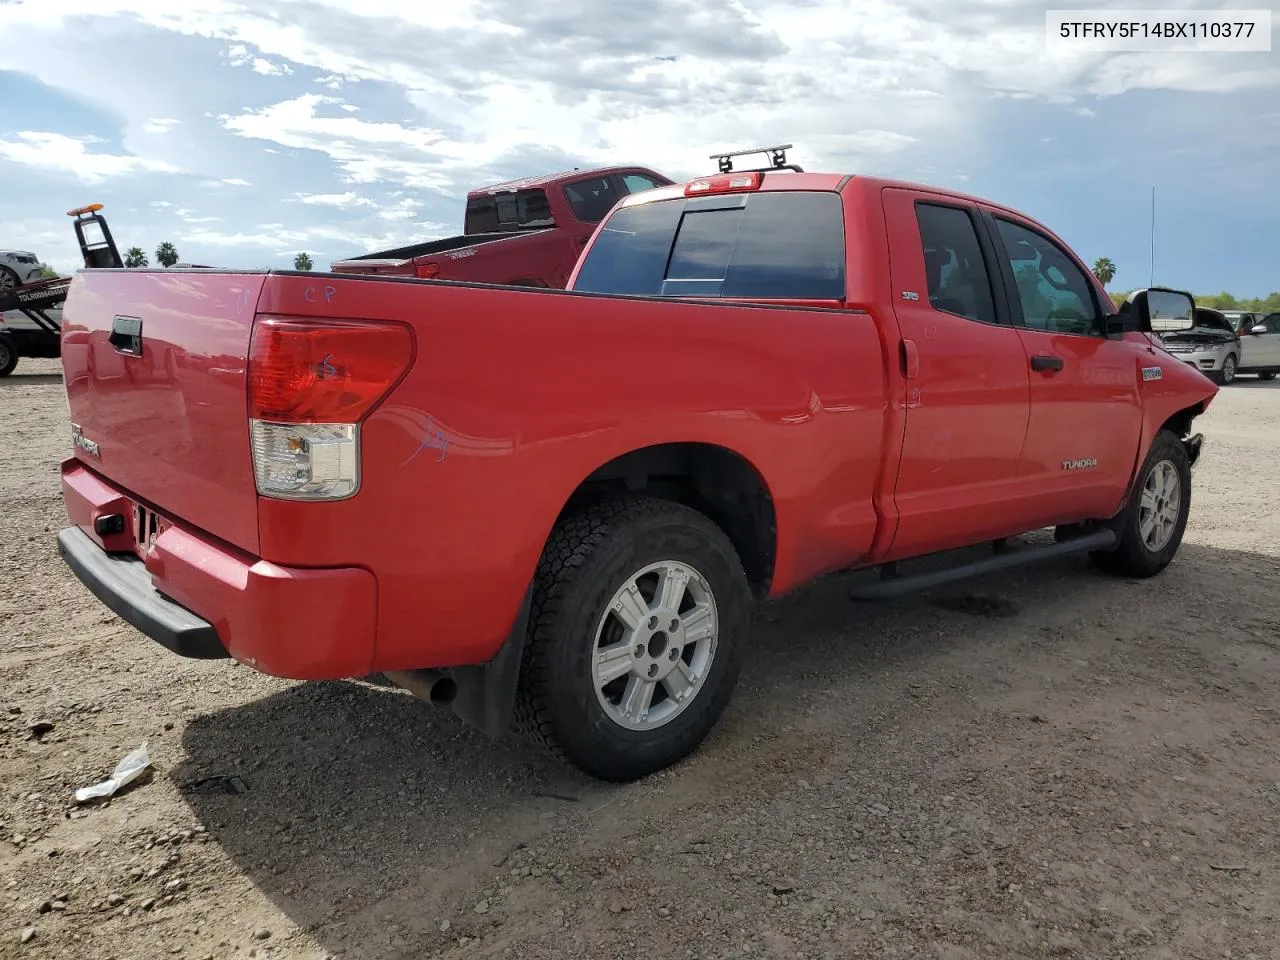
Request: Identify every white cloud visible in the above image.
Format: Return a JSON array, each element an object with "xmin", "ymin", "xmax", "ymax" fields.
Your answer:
[
  {"xmin": 224, "ymin": 43, "xmax": 291, "ymax": 74},
  {"xmin": 294, "ymin": 191, "xmax": 374, "ymax": 208},
  {"xmin": 378, "ymin": 197, "xmax": 420, "ymax": 221},
  {"xmin": 8, "ymin": 0, "xmax": 1271, "ymax": 199},
  {"xmin": 221, "ymin": 95, "xmax": 457, "ymax": 189},
  {"xmin": 0, "ymin": 131, "xmax": 179, "ymax": 184},
  {"xmin": 174, "ymin": 208, "xmax": 221, "ymax": 222},
  {"xmin": 143, "ymin": 117, "xmax": 182, "ymax": 134}
]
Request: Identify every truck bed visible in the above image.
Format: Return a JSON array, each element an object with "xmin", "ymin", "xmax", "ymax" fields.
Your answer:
[{"xmin": 330, "ymin": 229, "xmax": 553, "ymax": 272}]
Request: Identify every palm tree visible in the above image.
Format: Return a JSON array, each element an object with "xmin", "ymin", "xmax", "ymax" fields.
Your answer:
[
  {"xmin": 1091, "ymin": 257, "xmax": 1116, "ymax": 287},
  {"xmin": 155, "ymin": 242, "xmax": 179, "ymax": 268},
  {"xmin": 294, "ymin": 252, "xmax": 314, "ymax": 271},
  {"xmin": 124, "ymin": 247, "xmax": 149, "ymax": 268}
]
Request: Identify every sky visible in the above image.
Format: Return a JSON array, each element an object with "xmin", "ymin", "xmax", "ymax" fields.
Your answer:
[{"xmin": 0, "ymin": 0, "xmax": 1277, "ymax": 296}]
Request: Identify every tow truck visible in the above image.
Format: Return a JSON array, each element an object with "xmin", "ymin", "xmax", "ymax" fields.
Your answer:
[{"xmin": 0, "ymin": 203, "xmax": 122, "ymax": 377}]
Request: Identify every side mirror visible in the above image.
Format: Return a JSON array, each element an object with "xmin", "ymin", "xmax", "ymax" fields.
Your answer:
[
  {"xmin": 1134, "ymin": 287, "xmax": 1196, "ymax": 334},
  {"xmin": 1250, "ymin": 325, "xmax": 1267, "ymax": 335}
]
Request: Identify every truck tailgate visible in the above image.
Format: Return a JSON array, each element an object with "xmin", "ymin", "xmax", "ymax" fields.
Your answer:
[{"xmin": 61, "ymin": 270, "xmax": 268, "ymax": 555}]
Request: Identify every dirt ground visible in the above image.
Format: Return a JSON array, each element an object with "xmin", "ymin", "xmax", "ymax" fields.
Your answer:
[{"xmin": 2, "ymin": 357, "xmax": 1279, "ymax": 960}]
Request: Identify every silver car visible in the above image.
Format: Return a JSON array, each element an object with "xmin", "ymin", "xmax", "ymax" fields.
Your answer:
[
  {"xmin": 0, "ymin": 250, "xmax": 44, "ymax": 292},
  {"xmin": 1236, "ymin": 312, "xmax": 1280, "ymax": 381},
  {"xmin": 1155, "ymin": 306, "xmax": 1242, "ymax": 385}
]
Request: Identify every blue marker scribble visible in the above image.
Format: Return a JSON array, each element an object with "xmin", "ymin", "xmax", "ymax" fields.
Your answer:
[
  {"xmin": 316, "ymin": 353, "xmax": 338, "ymax": 378},
  {"xmin": 402, "ymin": 414, "xmax": 449, "ymax": 465}
]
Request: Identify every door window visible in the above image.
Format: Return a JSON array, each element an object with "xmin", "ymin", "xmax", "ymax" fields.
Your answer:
[
  {"xmin": 914, "ymin": 203, "xmax": 997, "ymax": 324},
  {"xmin": 620, "ymin": 174, "xmax": 664, "ymax": 195},
  {"xmin": 563, "ymin": 176, "xmax": 625, "ymax": 223},
  {"xmin": 993, "ymin": 218, "xmax": 1099, "ymax": 336},
  {"xmin": 1259, "ymin": 313, "xmax": 1280, "ymax": 333}
]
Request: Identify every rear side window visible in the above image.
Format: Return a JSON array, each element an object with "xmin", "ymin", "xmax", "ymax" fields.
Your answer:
[
  {"xmin": 914, "ymin": 203, "xmax": 997, "ymax": 325},
  {"xmin": 464, "ymin": 189, "xmax": 554, "ymax": 233},
  {"xmin": 573, "ymin": 191, "xmax": 846, "ymax": 300}
]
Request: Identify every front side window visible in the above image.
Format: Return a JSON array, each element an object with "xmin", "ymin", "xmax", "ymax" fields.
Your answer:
[
  {"xmin": 621, "ymin": 174, "xmax": 664, "ymax": 195},
  {"xmin": 993, "ymin": 218, "xmax": 1099, "ymax": 336},
  {"xmin": 563, "ymin": 176, "xmax": 625, "ymax": 223},
  {"xmin": 572, "ymin": 190, "xmax": 846, "ymax": 301},
  {"xmin": 914, "ymin": 202, "xmax": 997, "ymax": 325}
]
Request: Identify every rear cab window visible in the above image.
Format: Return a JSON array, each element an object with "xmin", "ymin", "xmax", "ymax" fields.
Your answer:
[
  {"xmin": 572, "ymin": 190, "xmax": 846, "ymax": 300},
  {"xmin": 464, "ymin": 189, "xmax": 555, "ymax": 234}
]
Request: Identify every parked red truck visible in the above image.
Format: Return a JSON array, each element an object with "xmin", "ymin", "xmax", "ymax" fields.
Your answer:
[
  {"xmin": 328, "ymin": 164, "xmax": 672, "ymax": 288},
  {"xmin": 56, "ymin": 153, "xmax": 1216, "ymax": 782}
]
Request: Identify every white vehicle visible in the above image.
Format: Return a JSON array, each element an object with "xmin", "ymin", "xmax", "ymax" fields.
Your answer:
[
  {"xmin": 0, "ymin": 250, "xmax": 44, "ymax": 291},
  {"xmin": 1236, "ymin": 312, "xmax": 1280, "ymax": 381}
]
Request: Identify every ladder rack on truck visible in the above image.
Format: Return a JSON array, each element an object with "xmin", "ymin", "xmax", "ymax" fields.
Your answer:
[{"xmin": 707, "ymin": 143, "xmax": 804, "ymax": 174}]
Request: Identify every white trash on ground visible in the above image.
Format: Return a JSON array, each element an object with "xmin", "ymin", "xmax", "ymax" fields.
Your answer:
[{"xmin": 74, "ymin": 743, "xmax": 151, "ymax": 804}]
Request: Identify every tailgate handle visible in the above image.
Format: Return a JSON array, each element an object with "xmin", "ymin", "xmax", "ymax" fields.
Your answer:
[{"xmin": 109, "ymin": 316, "xmax": 143, "ymax": 356}]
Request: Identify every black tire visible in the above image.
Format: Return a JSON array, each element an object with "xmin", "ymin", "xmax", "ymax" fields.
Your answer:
[
  {"xmin": 1091, "ymin": 429, "xmax": 1191, "ymax": 578},
  {"xmin": 1215, "ymin": 353, "xmax": 1237, "ymax": 385},
  {"xmin": 0, "ymin": 333, "xmax": 18, "ymax": 378},
  {"xmin": 0, "ymin": 266, "xmax": 19, "ymax": 293},
  {"xmin": 513, "ymin": 495, "xmax": 751, "ymax": 782},
  {"xmin": 1258, "ymin": 371, "xmax": 1276, "ymax": 382}
]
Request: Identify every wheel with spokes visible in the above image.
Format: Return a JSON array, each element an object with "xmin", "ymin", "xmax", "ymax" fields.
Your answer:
[
  {"xmin": 514, "ymin": 496, "xmax": 751, "ymax": 782},
  {"xmin": 1216, "ymin": 353, "xmax": 1237, "ymax": 385},
  {"xmin": 1091, "ymin": 429, "xmax": 1191, "ymax": 578}
]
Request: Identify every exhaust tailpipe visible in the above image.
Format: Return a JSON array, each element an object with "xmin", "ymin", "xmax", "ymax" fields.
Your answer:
[{"xmin": 383, "ymin": 669, "xmax": 458, "ymax": 706}]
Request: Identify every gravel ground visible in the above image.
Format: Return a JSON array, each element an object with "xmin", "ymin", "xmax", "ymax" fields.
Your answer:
[{"xmin": 2, "ymin": 358, "xmax": 1279, "ymax": 960}]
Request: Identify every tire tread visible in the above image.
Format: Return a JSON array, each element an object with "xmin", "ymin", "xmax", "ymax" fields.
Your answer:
[{"xmin": 512, "ymin": 495, "xmax": 745, "ymax": 776}]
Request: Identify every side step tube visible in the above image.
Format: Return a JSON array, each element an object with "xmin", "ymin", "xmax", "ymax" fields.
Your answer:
[{"xmin": 848, "ymin": 528, "xmax": 1117, "ymax": 601}]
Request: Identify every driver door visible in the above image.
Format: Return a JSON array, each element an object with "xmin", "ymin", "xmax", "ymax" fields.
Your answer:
[
  {"xmin": 979, "ymin": 208, "xmax": 1145, "ymax": 523},
  {"xmin": 1243, "ymin": 313, "xmax": 1280, "ymax": 369}
]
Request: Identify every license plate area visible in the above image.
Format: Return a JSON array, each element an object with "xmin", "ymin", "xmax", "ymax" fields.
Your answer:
[{"xmin": 132, "ymin": 503, "xmax": 170, "ymax": 558}]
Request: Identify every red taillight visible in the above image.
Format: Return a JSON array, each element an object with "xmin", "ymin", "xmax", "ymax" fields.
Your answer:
[
  {"xmin": 415, "ymin": 262, "xmax": 439, "ymax": 279},
  {"xmin": 684, "ymin": 172, "xmax": 762, "ymax": 197},
  {"xmin": 247, "ymin": 316, "xmax": 413, "ymax": 423}
]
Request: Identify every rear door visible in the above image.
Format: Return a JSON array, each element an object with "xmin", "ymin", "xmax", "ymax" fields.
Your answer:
[
  {"xmin": 880, "ymin": 188, "xmax": 1035, "ymax": 559},
  {"xmin": 979, "ymin": 209, "xmax": 1143, "ymax": 522}
]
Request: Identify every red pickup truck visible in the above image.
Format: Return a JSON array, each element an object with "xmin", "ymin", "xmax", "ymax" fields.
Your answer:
[
  {"xmin": 55, "ymin": 165, "xmax": 1216, "ymax": 782},
  {"xmin": 327, "ymin": 164, "xmax": 672, "ymax": 287}
]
